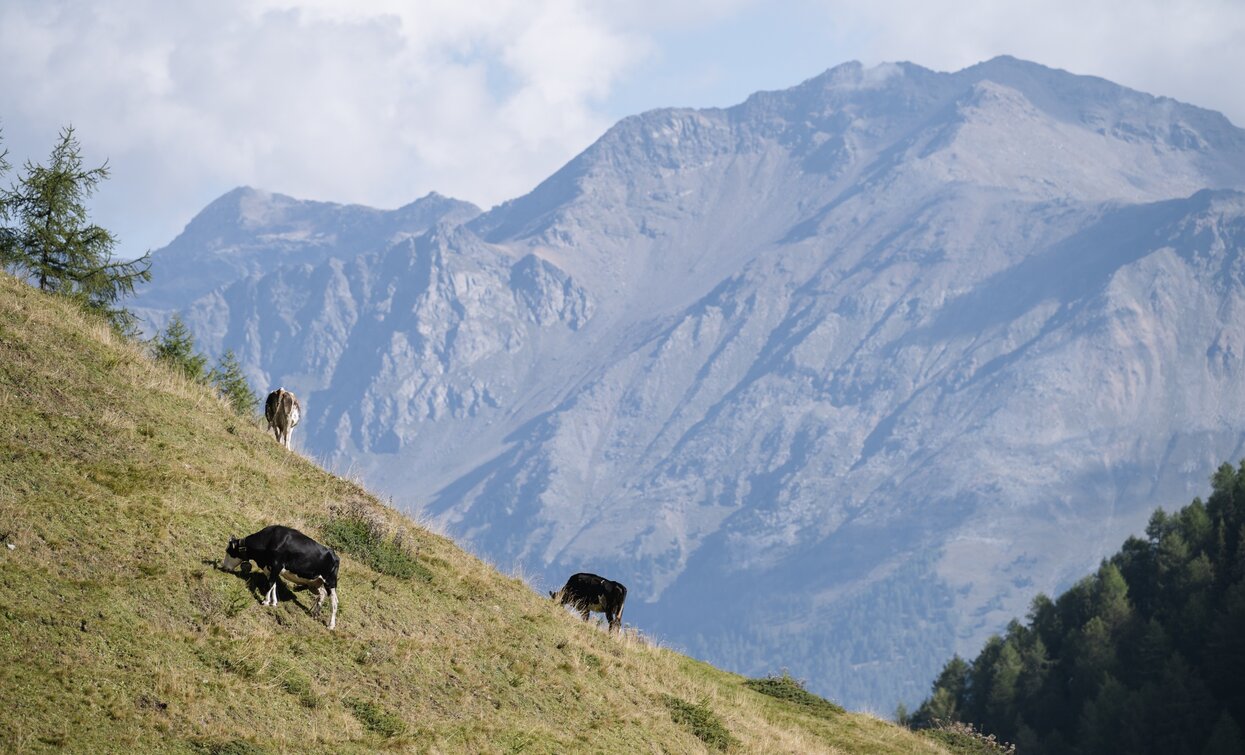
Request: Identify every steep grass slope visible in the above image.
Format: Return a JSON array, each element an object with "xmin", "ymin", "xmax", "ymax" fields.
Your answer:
[{"xmin": 0, "ymin": 274, "xmax": 946, "ymax": 753}]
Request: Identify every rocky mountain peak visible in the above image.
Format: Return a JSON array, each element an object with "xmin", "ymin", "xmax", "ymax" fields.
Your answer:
[{"xmin": 135, "ymin": 58, "xmax": 1245, "ymax": 712}]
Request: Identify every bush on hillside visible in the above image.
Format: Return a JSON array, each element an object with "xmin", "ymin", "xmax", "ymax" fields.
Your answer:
[
  {"xmin": 321, "ymin": 500, "xmax": 430, "ymax": 581},
  {"xmin": 661, "ymin": 694, "xmax": 738, "ymax": 751},
  {"xmin": 345, "ymin": 697, "xmax": 406, "ymax": 738},
  {"xmin": 921, "ymin": 720, "xmax": 1015, "ymax": 755},
  {"xmin": 744, "ymin": 672, "xmax": 844, "ymax": 719}
]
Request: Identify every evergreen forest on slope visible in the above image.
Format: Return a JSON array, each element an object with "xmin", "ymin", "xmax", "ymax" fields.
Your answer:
[{"xmin": 909, "ymin": 462, "xmax": 1245, "ymax": 754}]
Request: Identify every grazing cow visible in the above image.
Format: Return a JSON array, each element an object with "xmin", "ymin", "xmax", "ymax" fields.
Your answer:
[
  {"xmin": 550, "ymin": 572, "xmax": 627, "ymax": 633},
  {"xmin": 265, "ymin": 388, "xmax": 301, "ymax": 449},
  {"xmin": 221, "ymin": 525, "xmax": 339, "ymax": 630}
]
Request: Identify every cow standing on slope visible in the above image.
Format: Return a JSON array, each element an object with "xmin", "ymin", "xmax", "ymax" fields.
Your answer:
[
  {"xmin": 550, "ymin": 573, "xmax": 627, "ymax": 633},
  {"xmin": 221, "ymin": 525, "xmax": 340, "ymax": 630},
  {"xmin": 265, "ymin": 388, "xmax": 301, "ymax": 449}
]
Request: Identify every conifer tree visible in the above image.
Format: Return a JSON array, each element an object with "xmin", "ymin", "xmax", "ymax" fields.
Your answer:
[
  {"xmin": 152, "ymin": 314, "xmax": 207, "ymax": 382},
  {"xmin": 0, "ymin": 131, "xmax": 12, "ymax": 268},
  {"xmin": 1203, "ymin": 711, "xmax": 1245, "ymax": 755},
  {"xmin": 210, "ymin": 350, "xmax": 258, "ymax": 417},
  {"xmin": 910, "ymin": 460, "xmax": 1245, "ymax": 753},
  {"xmin": 1, "ymin": 126, "xmax": 150, "ymax": 333}
]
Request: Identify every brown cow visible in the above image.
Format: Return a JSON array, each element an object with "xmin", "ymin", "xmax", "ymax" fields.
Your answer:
[{"xmin": 264, "ymin": 388, "xmax": 302, "ymax": 449}]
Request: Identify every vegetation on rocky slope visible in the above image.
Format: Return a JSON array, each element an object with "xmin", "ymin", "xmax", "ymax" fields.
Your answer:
[
  {"xmin": 910, "ymin": 459, "xmax": 1245, "ymax": 754},
  {"xmin": 0, "ymin": 273, "xmax": 949, "ymax": 753}
]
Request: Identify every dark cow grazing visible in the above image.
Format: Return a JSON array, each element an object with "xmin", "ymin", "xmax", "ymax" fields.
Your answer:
[
  {"xmin": 221, "ymin": 525, "xmax": 339, "ymax": 630},
  {"xmin": 550, "ymin": 572, "xmax": 627, "ymax": 633},
  {"xmin": 264, "ymin": 388, "xmax": 301, "ymax": 449}
]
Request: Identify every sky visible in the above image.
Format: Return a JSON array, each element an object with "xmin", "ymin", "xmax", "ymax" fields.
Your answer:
[{"xmin": 1, "ymin": 0, "xmax": 1241, "ymax": 259}]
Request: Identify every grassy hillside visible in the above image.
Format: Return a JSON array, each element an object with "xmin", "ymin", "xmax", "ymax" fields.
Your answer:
[{"xmin": 0, "ymin": 274, "xmax": 951, "ymax": 753}]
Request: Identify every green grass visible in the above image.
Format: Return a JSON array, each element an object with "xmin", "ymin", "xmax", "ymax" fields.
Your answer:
[
  {"xmin": 320, "ymin": 513, "xmax": 431, "ymax": 581},
  {"xmin": 0, "ymin": 274, "xmax": 951, "ymax": 753},
  {"xmin": 662, "ymin": 695, "xmax": 739, "ymax": 751},
  {"xmin": 744, "ymin": 672, "xmax": 846, "ymax": 719},
  {"xmin": 189, "ymin": 740, "xmax": 270, "ymax": 755},
  {"xmin": 345, "ymin": 698, "xmax": 406, "ymax": 738},
  {"xmin": 919, "ymin": 721, "xmax": 1016, "ymax": 754}
]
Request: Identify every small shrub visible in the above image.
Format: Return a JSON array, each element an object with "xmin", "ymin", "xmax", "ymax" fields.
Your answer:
[
  {"xmin": 321, "ymin": 514, "xmax": 431, "ymax": 581},
  {"xmin": 194, "ymin": 643, "xmax": 259, "ymax": 680},
  {"xmin": 275, "ymin": 665, "xmax": 319, "ymax": 709},
  {"xmin": 190, "ymin": 739, "xmax": 270, "ymax": 755},
  {"xmin": 921, "ymin": 719, "xmax": 1016, "ymax": 755},
  {"xmin": 346, "ymin": 697, "xmax": 406, "ymax": 738},
  {"xmin": 744, "ymin": 672, "xmax": 844, "ymax": 719},
  {"xmin": 661, "ymin": 694, "xmax": 737, "ymax": 751},
  {"xmin": 354, "ymin": 641, "xmax": 392, "ymax": 667}
]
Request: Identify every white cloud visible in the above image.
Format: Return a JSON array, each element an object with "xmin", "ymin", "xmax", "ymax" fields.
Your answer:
[
  {"xmin": 812, "ymin": 0, "xmax": 1245, "ymax": 125},
  {"xmin": 0, "ymin": 0, "xmax": 649, "ymax": 254},
  {"xmin": 0, "ymin": 0, "xmax": 1239, "ymax": 258}
]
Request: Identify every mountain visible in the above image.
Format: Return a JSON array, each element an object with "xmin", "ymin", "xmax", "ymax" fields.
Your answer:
[
  {"xmin": 131, "ymin": 187, "xmax": 480, "ymax": 313},
  {"xmin": 133, "ymin": 56, "xmax": 1245, "ymax": 711},
  {"xmin": 0, "ymin": 272, "xmax": 954, "ymax": 753}
]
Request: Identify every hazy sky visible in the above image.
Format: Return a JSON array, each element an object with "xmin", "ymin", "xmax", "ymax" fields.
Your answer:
[{"xmin": 1, "ymin": 0, "xmax": 1241, "ymax": 258}]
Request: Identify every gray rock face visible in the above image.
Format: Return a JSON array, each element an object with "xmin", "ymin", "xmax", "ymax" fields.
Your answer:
[
  {"xmin": 138, "ymin": 56, "xmax": 1245, "ymax": 710},
  {"xmin": 132, "ymin": 188, "xmax": 481, "ymax": 314}
]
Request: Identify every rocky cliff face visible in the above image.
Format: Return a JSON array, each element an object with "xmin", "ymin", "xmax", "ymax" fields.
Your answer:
[
  {"xmin": 134, "ymin": 56, "xmax": 1245, "ymax": 709},
  {"xmin": 133, "ymin": 188, "xmax": 481, "ymax": 312}
]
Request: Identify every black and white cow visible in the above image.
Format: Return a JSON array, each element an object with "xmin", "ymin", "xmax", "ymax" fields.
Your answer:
[
  {"xmin": 264, "ymin": 388, "xmax": 301, "ymax": 449},
  {"xmin": 550, "ymin": 572, "xmax": 627, "ymax": 633},
  {"xmin": 221, "ymin": 525, "xmax": 339, "ymax": 630}
]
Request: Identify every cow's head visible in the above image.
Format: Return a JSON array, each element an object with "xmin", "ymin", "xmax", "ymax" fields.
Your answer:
[{"xmin": 220, "ymin": 536, "xmax": 247, "ymax": 571}]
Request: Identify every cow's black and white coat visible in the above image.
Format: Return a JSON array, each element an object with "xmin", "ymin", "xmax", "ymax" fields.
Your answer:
[
  {"xmin": 222, "ymin": 525, "xmax": 339, "ymax": 629},
  {"xmin": 264, "ymin": 388, "xmax": 301, "ymax": 449},
  {"xmin": 550, "ymin": 572, "xmax": 627, "ymax": 633}
]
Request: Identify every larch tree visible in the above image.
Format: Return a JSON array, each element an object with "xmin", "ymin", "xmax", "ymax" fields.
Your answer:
[{"xmin": 1, "ymin": 126, "xmax": 150, "ymax": 334}]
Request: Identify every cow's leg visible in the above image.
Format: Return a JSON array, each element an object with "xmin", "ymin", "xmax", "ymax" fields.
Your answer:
[
  {"xmin": 312, "ymin": 584, "xmax": 327, "ymax": 615},
  {"xmin": 264, "ymin": 564, "xmax": 284, "ymax": 606},
  {"xmin": 328, "ymin": 588, "xmax": 338, "ymax": 630}
]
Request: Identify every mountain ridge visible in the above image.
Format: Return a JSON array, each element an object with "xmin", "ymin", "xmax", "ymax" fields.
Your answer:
[
  {"xmin": 134, "ymin": 187, "xmax": 481, "ymax": 313},
  {"xmin": 131, "ymin": 57, "xmax": 1245, "ymax": 710}
]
